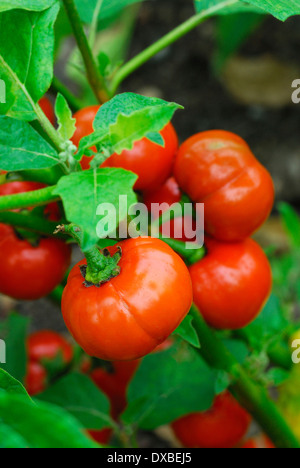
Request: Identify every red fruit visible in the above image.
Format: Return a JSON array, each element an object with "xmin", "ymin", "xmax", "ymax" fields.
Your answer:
[
  {"xmin": 174, "ymin": 130, "xmax": 274, "ymax": 241},
  {"xmin": 189, "ymin": 237, "xmax": 272, "ymax": 330},
  {"xmin": 102, "ymin": 123, "xmax": 179, "ymax": 191},
  {"xmin": 172, "ymin": 392, "xmax": 251, "ymax": 448},
  {"xmin": 25, "ymin": 331, "xmax": 73, "ymax": 397},
  {"xmin": 88, "ymin": 428, "xmax": 112, "ymax": 445},
  {"xmin": 27, "ymin": 330, "xmax": 73, "ymax": 364},
  {"xmin": 241, "ymin": 435, "xmax": 275, "ymax": 448},
  {"xmin": 91, "ymin": 360, "xmax": 140, "ymax": 417},
  {"xmin": 143, "ymin": 177, "xmax": 181, "ymax": 211},
  {"xmin": 25, "ymin": 361, "xmax": 47, "ymax": 396},
  {"xmin": 39, "ymin": 97, "xmax": 55, "ymax": 125},
  {"xmin": 143, "ymin": 177, "xmax": 196, "ymax": 242},
  {"xmin": 0, "ymin": 225, "xmax": 72, "ymax": 300},
  {"xmin": 71, "ymin": 105, "xmax": 101, "ymax": 170},
  {"xmin": 0, "ymin": 181, "xmax": 61, "ymax": 221},
  {"xmin": 62, "ymin": 237, "xmax": 192, "ymax": 361}
]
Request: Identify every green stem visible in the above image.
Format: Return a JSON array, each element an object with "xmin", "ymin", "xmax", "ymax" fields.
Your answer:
[
  {"xmin": 0, "ymin": 212, "xmax": 65, "ymax": 239},
  {"xmin": 190, "ymin": 305, "xmax": 299, "ymax": 449},
  {"xmin": 0, "ymin": 186, "xmax": 59, "ymax": 212},
  {"xmin": 158, "ymin": 236, "xmax": 205, "ymax": 264},
  {"xmin": 110, "ymin": 0, "xmax": 238, "ymax": 93},
  {"xmin": 62, "ymin": 0, "xmax": 111, "ymax": 104},
  {"xmin": 268, "ymin": 341, "xmax": 293, "ymax": 371},
  {"xmin": 88, "ymin": 0, "xmax": 104, "ymax": 47},
  {"xmin": 56, "ymin": 224, "xmax": 121, "ymax": 285},
  {"xmin": 51, "ymin": 76, "xmax": 83, "ymax": 112}
]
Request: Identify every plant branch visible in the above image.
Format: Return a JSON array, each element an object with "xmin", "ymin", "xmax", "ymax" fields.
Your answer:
[
  {"xmin": 62, "ymin": 0, "xmax": 111, "ymax": 104},
  {"xmin": 0, "ymin": 212, "xmax": 65, "ymax": 239},
  {"xmin": 110, "ymin": 0, "xmax": 238, "ymax": 94},
  {"xmin": 190, "ymin": 305, "xmax": 299, "ymax": 449},
  {"xmin": 0, "ymin": 186, "xmax": 59, "ymax": 212}
]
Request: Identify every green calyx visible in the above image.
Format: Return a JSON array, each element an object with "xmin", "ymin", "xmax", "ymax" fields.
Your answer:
[{"xmin": 82, "ymin": 246, "xmax": 122, "ymax": 287}]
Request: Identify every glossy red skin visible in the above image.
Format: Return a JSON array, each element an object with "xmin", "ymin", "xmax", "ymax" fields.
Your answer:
[
  {"xmin": 72, "ymin": 105, "xmax": 101, "ymax": 147},
  {"xmin": 27, "ymin": 330, "xmax": 73, "ymax": 363},
  {"xmin": 101, "ymin": 123, "xmax": 179, "ymax": 191},
  {"xmin": 62, "ymin": 237, "xmax": 192, "ymax": 361},
  {"xmin": 189, "ymin": 237, "xmax": 272, "ymax": 330},
  {"xmin": 0, "ymin": 181, "xmax": 60, "ymax": 221},
  {"xmin": 71, "ymin": 105, "xmax": 101, "ymax": 170},
  {"xmin": 174, "ymin": 130, "xmax": 274, "ymax": 241},
  {"xmin": 0, "ymin": 224, "xmax": 71, "ymax": 300},
  {"xmin": 172, "ymin": 392, "xmax": 251, "ymax": 449},
  {"xmin": 25, "ymin": 331, "xmax": 73, "ymax": 397},
  {"xmin": 0, "ymin": 181, "xmax": 44, "ymax": 197},
  {"xmin": 144, "ymin": 177, "xmax": 196, "ymax": 243},
  {"xmin": 39, "ymin": 97, "xmax": 55, "ymax": 125},
  {"xmin": 25, "ymin": 361, "xmax": 47, "ymax": 396},
  {"xmin": 143, "ymin": 177, "xmax": 181, "ymax": 211},
  {"xmin": 91, "ymin": 360, "xmax": 140, "ymax": 417},
  {"xmin": 241, "ymin": 435, "xmax": 275, "ymax": 449}
]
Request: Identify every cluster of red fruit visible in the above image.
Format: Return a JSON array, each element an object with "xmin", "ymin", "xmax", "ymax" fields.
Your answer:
[
  {"xmin": 0, "ymin": 98, "xmax": 275, "ymax": 448},
  {"xmin": 24, "ymin": 330, "xmax": 274, "ymax": 448},
  {"xmin": 70, "ymin": 104, "xmax": 274, "ymax": 332}
]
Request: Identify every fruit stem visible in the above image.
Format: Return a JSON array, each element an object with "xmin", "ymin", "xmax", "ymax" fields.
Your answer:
[
  {"xmin": 190, "ymin": 305, "xmax": 300, "ymax": 448},
  {"xmin": 55, "ymin": 224, "xmax": 122, "ymax": 286}
]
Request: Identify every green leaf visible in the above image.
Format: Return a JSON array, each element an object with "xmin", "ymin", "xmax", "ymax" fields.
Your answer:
[
  {"xmin": 75, "ymin": 0, "xmax": 143, "ymax": 24},
  {"xmin": 0, "ymin": 116, "xmax": 60, "ymax": 171},
  {"xmin": 173, "ymin": 315, "xmax": 201, "ymax": 349},
  {"xmin": 0, "ymin": 369, "xmax": 30, "ymax": 399},
  {"xmin": 195, "ymin": 0, "xmax": 300, "ymax": 20},
  {"xmin": 0, "ymin": 4, "xmax": 59, "ymax": 120},
  {"xmin": 221, "ymin": 339, "xmax": 249, "ymax": 364},
  {"xmin": 239, "ymin": 294, "xmax": 288, "ymax": 351},
  {"xmin": 194, "ymin": 0, "xmax": 264, "ymax": 15},
  {"xmin": 37, "ymin": 373, "xmax": 111, "ymax": 430},
  {"xmin": 0, "ymin": 424, "xmax": 29, "ymax": 448},
  {"xmin": 278, "ymin": 202, "xmax": 300, "ymax": 249},
  {"xmin": 0, "ymin": 314, "xmax": 29, "ymax": 382},
  {"xmin": 0, "ymin": 0, "xmax": 57, "ymax": 12},
  {"xmin": 54, "ymin": 168, "xmax": 137, "ymax": 251},
  {"xmin": 0, "ymin": 391, "xmax": 98, "ymax": 448},
  {"xmin": 214, "ymin": 370, "xmax": 231, "ymax": 394},
  {"xmin": 124, "ymin": 342, "xmax": 216, "ymax": 430},
  {"xmin": 266, "ymin": 367, "xmax": 290, "ymax": 386},
  {"xmin": 77, "ymin": 93, "xmax": 182, "ymax": 159},
  {"xmin": 245, "ymin": 0, "xmax": 300, "ymax": 20},
  {"xmin": 55, "ymin": 93, "xmax": 76, "ymax": 141}
]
